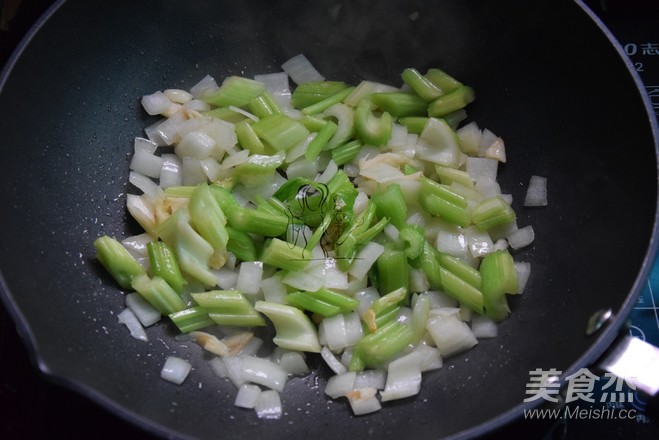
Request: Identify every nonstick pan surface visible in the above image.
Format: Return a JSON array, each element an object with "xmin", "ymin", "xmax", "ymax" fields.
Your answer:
[{"xmin": 0, "ymin": 1, "xmax": 658, "ymax": 439}]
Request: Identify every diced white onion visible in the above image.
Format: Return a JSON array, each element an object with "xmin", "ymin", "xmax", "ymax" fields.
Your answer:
[
  {"xmin": 346, "ymin": 387, "xmax": 381, "ymax": 415},
  {"xmin": 319, "ymin": 314, "xmax": 348, "ymax": 352},
  {"xmin": 220, "ymin": 149, "xmax": 250, "ymax": 169},
  {"xmin": 286, "ymin": 158, "xmax": 318, "ymax": 180},
  {"xmin": 354, "ymin": 287, "xmax": 379, "ymax": 315},
  {"xmin": 279, "ymin": 351, "xmax": 310, "ymax": 376},
  {"xmin": 524, "ymin": 175, "xmax": 547, "ymax": 207},
  {"xmin": 507, "ymin": 225, "xmax": 535, "ymax": 250},
  {"xmin": 354, "ymin": 369, "xmax": 387, "ymax": 390},
  {"xmin": 236, "ymin": 261, "xmax": 264, "ymax": 295},
  {"xmin": 208, "ymin": 357, "xmax": 228, "ymax": 379},
  {"xmin": 465, "ymin": 226, "xmax": 494, "ymax": 258},
  {"xmin": 159, "ymin": 153, "xmax": 182, "ymax": 188},
  {"xmin": 164, "ymin": 89, "xmax": 193, "ymax": 104},
  {"xmin": 189, "ymin": 74, "xmax": 219, "ymax": 99},
  {"xmin": 212, "ymin": 266, "xmax": 238, "ymax": 289},
  {"xmin": 325, "ymin": 371, "xmax": 356, "ymax": 399},
  {"xmin": 466, "ymin": 157, "xmax": 498, "ymax": 182},
  {"xmin": 426, "ymin": 313, "xmax": 478, "ymax": 357},
  {"xmin": 409, "ymin": 268, "xmax": 430, "ymax": 293},
  {"xmin": 235, "ymin": 384, "xmax": 262, "ymax": 409},
  {"xmin": 117, "ymin": 308, "xmax": 148, "ymax": 341},
  {"xmin": 347, "ymin": 241, "xmax": 384, "ymax": 280},
  {"xmin": 380, "ymin": 351, "xmax": 424, "ymax": 402},
  {"xmin": 160, "ymin": 356, "xmax": 192, "ymax": 385},
  {"xmin": 141, "ymin": 91, "xmax": 172, "ymax": 116},
  {"xmin": 181, "ymin": 157, "xmax": 208, "ymax": 185},
  {"xmin": 456, "ymin": 121, "xmax": 481, "ymax": 155},
  {"xmin": 241, "ymin": 355, "xmax": 288, "ymax": 392},
  {"xmin": 282, "ymin": 270, "xmax": 324, "ymax": 292},
  {"xmin": 134, "ymin": 136, "xmax": 158, "ymax": 154},
  {"xmin": 255, "ymin": 390, "xmax": 282, "ymax": 420},
  {"xmin": 125, "ymin": 292, "xmax": 161, "ymax": 327},
  {"xmin": 412, "ymin": 344, "xmax": 443, "ymax": 372},
  {"xmin": 514, "ymin": 261, "xmax": 531, "ymax": 294},
  {"xmin": 223, "ymin": 355, "xmax": 247, "ymax": 388},
  {"xmin": 183, "ymin": 99, "xmax": 211, "ymax": 112},
  {"xmin": 281, "ymin": 54, "xmax": 325, "ymax": 84},
  {"xmin": 129, "ymin": 171, "xmax": 163, "ymax": 202},
  {"xmin": 175, "ymin": 130, "xmax": 217, "ymax": 160},
  {"xmin": 435, "ymin": 228, "xmax": 469, "ymax": 258},
  {"xmin": 130, "ymin": 148, "xmax": 164, "ymax": 179},
  {"xmin": 471, "ymin": 315, "xmax": 499, "ymax": 338},
  {"xmin": 321, "ymin": 346, "xmax": 347, "ymax": 375},
  {"xmin": 238, "ymin": 337, "xmax": 263, "ymax": 357}
]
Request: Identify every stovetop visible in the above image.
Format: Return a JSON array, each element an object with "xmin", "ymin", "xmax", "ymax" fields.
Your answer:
[{"xmin": 1, "ymin": 1, "xmax": 658, "ymax": 439}]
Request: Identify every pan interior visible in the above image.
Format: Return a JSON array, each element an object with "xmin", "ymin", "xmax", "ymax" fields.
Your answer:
[{"xmin": 0, "ymin": 1, "xmax": 656, "ymax": 439}]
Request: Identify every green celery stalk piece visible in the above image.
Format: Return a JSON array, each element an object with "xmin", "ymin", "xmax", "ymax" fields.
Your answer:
[
  {"xmin": 226, "ymin": 226, "xmax": 258, "ymax": 262},
  {"xmin": 254, "ymin": 301, "xmax": 321, "ymax": 352},
  {"xmin": 370, "ymin": 287, "xmax": 407, "ymax": 315},
  {"xmin": 401, "ymin": 68, "xmax": 444, "ymax": 101},
  {"xmin": 370, "ymin": 92, "xmax": 428, "ymax": 117},
  {"xmin": 398, "ymin": 116, "xmax": 429, "ymax": 134},
  {"xmin": 331, "ymin": 139, "xmax": 363, "ymax": 166},
  {"xmin": 480, "ymin": 250, "xmax": 519, "ymax": 322},
  {"xmin": 376, "ymin": 245, "xmax": 410, "ymax": 296},
  {"xmin": 202, "ymin": 107, "xmax": 247, "ymax": 124},
  {"xmin": 301, "ymin": 86, "xmax": 355, "ymax": 116},
  {"xmin": 371, "ymin": 183, "xmax": 407, "ymax": 229},
  {"xmin": 94, "ymin": 235, "xmax": 146, "ymax": 290},
  {"xmin": 349, "ymin": 321, "xmax": 413, "ymax": 371},
  {"xmin": 248, "ymin": 92, "xmax": 282, "ymax": 118},
  {"xmin": 355, "ymin": 97, "xmax": 392, "ymax": 147},
  {"xmin": 439, "ymin": 266, "xmax": 484, "ymax": 314},
  {"xmin": 471, "ymin": 196, "xmax": 517, "ymax": 230},
  {"xmin": 411, "ymin": 294, "xmax": 430, "ymax": 345},
  {"xmin": 427, "ymin": 85, "xmax": 475, "ymax": 118},
  {"xmin": 424, "ymin": 68, "xmax": 463, "ymax": 94},
  {"xmin": 147, "ymin": 241, "xmax": 187, "ymax": 293},
  {"xmin": 189, "ymin": 184, "xmax": 229, "ymax": 269},
  {"xmin": 304, "ymin": 121, "xmax": 338, "ymax": 161},
  {"xmin": 286, "ymin": 292, "xmax": 342, "ymax": 318},
  {"xmin": 399, "ymin": 224, "xmax": 425, "ymax": 260},
  {"xmin": 192, "ymin": 290, "xmax": 266, "ymax": 327},
  {"xmin": 131, "ymin": 274, "xmax": 187, "ymax": 315},
  {"xmin": 419, "ymin": 191, "xmax": 472, "ymax": 227},
  {"xmin": 203, "ymin": 76, "xmax": 266, "ymax": 107},
  {"xmin": 291, "ymin": 81, "xmax": 349, "ymax": 109},
  {"xmin": 169, "ymin": 306, "xmax": 215, "ymax": 333},
  {"xmin": 173, "ymin": 210, "xmax": 218, "ymax": 288},
  {"xmin": 251, "ymin": 114, "xmax": 310, "ymax": 151},
  {"xmin": 235, "ymin": 120, "xmax": 266, "ymax": 154},
  {"xmin": 437, "ymin": 253, "xmax": 481, "ymax": 289},
  {"xmin": 416, "ymin": 240, "xmax": 443, "ymax": 290},
  {"xmin": 435, "ymin": 165, "xmax": 475, "ymax": 190},
  {"xmin": 260, "ymin": 238, "xmax": 311, "ymax": 272},
  {"xmin": 235, "ymin": 153, "xmax": 285, "ymax": 188}
]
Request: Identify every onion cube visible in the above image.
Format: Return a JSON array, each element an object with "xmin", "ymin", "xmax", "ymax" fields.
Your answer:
[{"xmin": 160, "ymin": 356, "xmax": 192, "ymax": 385}]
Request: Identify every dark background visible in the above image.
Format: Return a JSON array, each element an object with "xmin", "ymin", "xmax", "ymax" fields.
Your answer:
[{"xmin": 1, "ymin": 0, "xmax": 658, "ymax": 439}]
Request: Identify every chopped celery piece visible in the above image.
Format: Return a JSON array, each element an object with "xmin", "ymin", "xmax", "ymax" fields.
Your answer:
[
  {"xmin": 254, "ymin": 301, "xmax": 321, "ymax": 353},
  {"xmin": 164, "ymin": 185, "xmax": 196, "ymax": 198},
  {"xmin": 226, "ymin": 227, "xmax": 258, "ymax": 262},
  {"xmin": 419, "ymin": 191, "xmax": 471, "ymax": 227},
  {"xmin": 420, "ymin": 176, "xmax": 468, "ymax": 208},
  {"xmin": 309, "ymin": 287, "xmax": 359, "ymax": 313},
  {"xmin": 173, "ymin": 210, "xmax": 218, "ymax": 287},
  {"xmin": 248, "ymin": 92, "xmax": 281, "ymax": 118},
  {"xmin": 235, "ymin": 120, "xmax": 266, "ymax": 154},
  {"xmin": 437, "ymin": 253, "xmax": 481, "ymax": 289},
  {"xmin": 300, "ymin": 115, "xmax": 329, "ymax": 132},
  {"xmin": 131, "ymin": 274, "xmax": 187, "ymax": 315},
  {"xmin": 439, "ymin": 267, "xmax": 484, "ymax": 314},
  {"xmin": 411, "ymin": 294, "xmax": 430, "ymax": 345},
  {"xmin": 435, "ymin": 165, "xmax": 475, "ymax": 190},
  {"xmin": 424, "ymin": 68, "xmax": 463, "ymax": 94},
  {"xmin": 398, "ymin": 116, "xmax": 429, "ymax": 134},
  {"xmin": 286, "ymin": 292, "xmax": 342, "ymax": 317},
  {"xmin": 169, "ymin": 306, "xmax": 215, "ymax": 333},
  {"xmin": 427, "ymin": 85, "xmax": 475, "ymax": 118},
  {"xmin": 261, "ymin": 238, "xmax": 311, "ymax": 272},
  {"xmin": 191, "ymin": 290, "xmax": 266, "ymax": 327},
  {"xmin": 401, "ymin": 68, "xmax": 443, "ymax": 101},
  {"xmin": 301, "ymin": 86, "xmax": 355, "ymax": 115},
  {"xmin": 355, "ymin": 98, "xmax": 392, "ymax": 147},
  {"xmin": 480, "ymin": 250, "xmax": 518, "ymax": 322},
  {"xmin": 399, "ymin": 224, "xmax": 424, "ymax": 260},
  {"xmin": 350, "ymin": 321, "xmax": 413, "ymax": 371},
  {"xmin": 189, "ymin": 184, "xmax": 229, "ymax": 268},
  {"xmin": 370, "ymin": 92, "xmax": 428, "ymax": 117},
  {"xmin": 291, "ymin": 81, "xmax": 349, "ymax": 109},
  {"xmin": 94, "ymin": 235, "xmax": 146, "ymax": 290},
  {"xmin": 331, "ymin": 139, "xmax": 363, "ymax": 166},
  {"xmin": 471, "ymin": 196, "xmax": 517, "ymax": 230},
  {"xmin": 416, "ymin": 240, "xmax": 443, "ymax": 290},
  {"xmin": 371, "ymin": 183, "xmax": 407, "ymax": 229},
  {"xmin": 252, "ymin": 114, "xmax": 310, "ymax": 151},
  {"xmin": 305, "ymin": 121, "xmax": 337, "ymax": 161},
  {"xmin": 235, "ymin": 153, "xmax": 285, "ymax": 187},
  {"xmin": 203, "ymin": 76, "xmax": 266, "ymax": 107},
  {"xmin": 369, "ymin": 287, "xmax": 407, "ymax": 316},
  {"xmin": 441, "ymin": 109, "xmax": 469, "ymax": 130},
  {"xmin": 147, "ymin": 241, "xmax": 187, "ymax": 293},
  {"xmin": 376, "ymin": 245, "xmax": 409, "ymax": 296}
]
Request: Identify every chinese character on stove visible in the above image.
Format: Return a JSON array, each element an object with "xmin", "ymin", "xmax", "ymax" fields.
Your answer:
[
  {"xmin": 599, "ymin": 372, "xmax": 636, "ymax": 403},
  {"xmin": 641, "ymin": 43, "xmax": 659, "ymax": 55},
  {"xmin": 523, "ymin": 368, "xmax": 563, "ymax": 402},
  {"xmin": 564, "ymin": 368, "xmax": 599, "ymax": 403}
]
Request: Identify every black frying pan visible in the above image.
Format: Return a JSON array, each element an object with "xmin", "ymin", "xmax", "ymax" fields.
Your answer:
[{"xmin": 1, "ymin": 1, "xmax": 658, "ymax": 439}]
